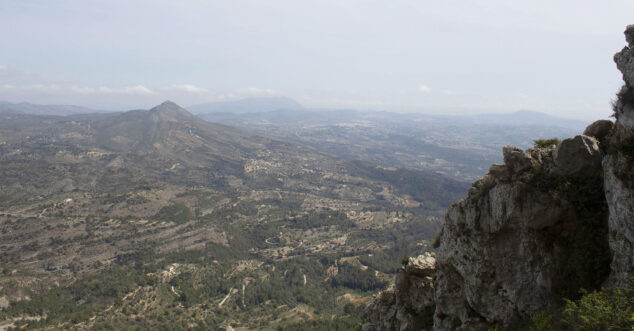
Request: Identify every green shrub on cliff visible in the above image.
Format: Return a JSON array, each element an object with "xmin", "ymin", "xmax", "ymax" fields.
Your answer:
[
  {"xmin": 527, "ymin": 283, "xmax": 634, "ymax": 331},
  {"xmin": 562, "ymin": 285, "xmax": 634, "ymax": 330},
  {"xmin": 533, "ymin": 138, "xmax": 559, "ymax": 148}
]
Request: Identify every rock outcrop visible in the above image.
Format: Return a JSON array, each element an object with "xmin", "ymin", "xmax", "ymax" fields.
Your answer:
[
  {"xmin": 433, "ymin": 137, "xmax": 610, "ymax": 329},
  {"xmin": 365, "ymin": 25, "xmax": 634, "ymax": 331},
  {"xmin": 604, "ymin": 24, "xmax": 634, "ymax": 288},
  {"xmin": 552, "ymin": 135, "xmax": 602, "ymax": 176},
  {"xmin": 583, "ymin": 119, "xmax": 614, "ymax": 148},
  {"xmin": 366, "ymin": 134, "xmax": 613, "ymax": 330},
  {"xmin": 364, "ymin": 253, "xmax": 436, "ymax": 331}
]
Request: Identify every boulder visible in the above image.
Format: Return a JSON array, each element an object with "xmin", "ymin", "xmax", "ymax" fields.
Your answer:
[
  {"xmin": 552, "ymin": 135, "xmax": 602, "ymax": 176},
  {"xmin": 502, "ymin": 146, "xmax": 532, "ymax": 174},
  {"xmin": 583, "ymin": 120, "xmax": 614, "ymax": 147},
  {"xmin": 488, "ymin": 164, "xmax": 508, "ymax": 178}
]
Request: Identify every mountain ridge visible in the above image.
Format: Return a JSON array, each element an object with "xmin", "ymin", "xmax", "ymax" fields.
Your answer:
[
  {"xmin": 0, "ymin": 101, "xmax": 100, "ymax": 116},
  {"xmin": 187, "ymin": 96, "xmax": 304, "ymax": 114}
]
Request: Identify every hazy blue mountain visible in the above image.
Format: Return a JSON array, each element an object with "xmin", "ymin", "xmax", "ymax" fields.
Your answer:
[
  {"xmin": 0, "ymin": 101, "xmax": 100, "ymax": 116},
  {"xmin": 187, "ymin": 96, "xmax": 304, "ymax": 114},
  {"xmin": 459, "ymin": 110, "xmax": 589, "ymax": 131}
]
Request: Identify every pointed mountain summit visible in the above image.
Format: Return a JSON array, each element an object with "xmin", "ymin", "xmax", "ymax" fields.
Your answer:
[
  {"xmin": 151, "ymin": 100, "xmax": 182, "ymax": 110},
  {"xmin": 149, "ymin": 100, "xmax": 196, "ymax": 121},
  {"xmin": 93, "ymin": 101, "xmax": 269, "ymax": 171},
  {"xmin": 94, "ymin": 101, "xmax": 201, "ymax": 152}
]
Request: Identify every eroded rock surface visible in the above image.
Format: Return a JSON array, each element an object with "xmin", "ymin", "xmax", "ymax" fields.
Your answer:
[
  {"xmin": 433, "ymin": 137, "xmax": 610, "ymax": 330},
  {"xmin": 366, "ymin": 133, "xmax": 614, "ymax": 330},
  {"xmin": 604, "ymin": 24, "xmax": 634, "ymax": 288},
  {"xmin": 363, "ymin": 253, "xmax": 436, "ymax": 331},
  {"xmin": 553, "ymin": 135, "xmax": 602, "ymax": 176}
]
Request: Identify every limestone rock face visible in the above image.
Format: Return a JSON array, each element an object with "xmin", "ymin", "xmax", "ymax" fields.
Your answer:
[
  {"xmin": 604, "ymin": 25, "xmax": 634, "ymax": 288},
  {"xmin": 363, "ymin": 253, "xmax": 436, "ymax": 331},
  {"xmin": 615, "ymin": 25, "xmax": 634, "ymax": 92},
  {"xmin": 604, "ymin": 151, "xmax": 634, "ymax": 288},
  {"xmin": 433, "ymin": 142, "xmax": 608, "ymax": 330}
]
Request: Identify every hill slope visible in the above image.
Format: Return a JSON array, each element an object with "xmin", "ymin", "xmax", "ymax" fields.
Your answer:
[{"xmin": 0, "ymin": 101, "xmax": 467, "ymax": 329}]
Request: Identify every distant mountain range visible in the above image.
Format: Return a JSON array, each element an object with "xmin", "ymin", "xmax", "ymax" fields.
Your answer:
[
  {"xmin": 187, "ymin": 96, "xmax": 304, "ymax": 114},
  {"xmin": 0, "ymin": 99, "xmax": 467, "ymax": 209},
  {"xmin": 0, "ymin": 98, "xmax": 591, "ymax": 130},
  {"xmin": 0, "ymin": 98, "xmax": 594, "ymax": 180},
  {"xmin": 0, "ymin": 101, "xmax": 101, "ymax": 116},
  {"xmin": 0, "ymin": 99, "xmax": 604, "ymax": 329},
  {"xmin": 455, "ymin": 110, "xmax": 588, "ymax": 131}
]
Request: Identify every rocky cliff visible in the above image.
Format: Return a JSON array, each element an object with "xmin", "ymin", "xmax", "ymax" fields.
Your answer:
[
  {"xmin": 433, "ymin": 136, "xmax": 611, "ymax": 329},
  {"xmin": 365, "ymin": 129, "xmax": 613, "ymax": 330},
  {"xmin": 605, "ymin": 24, "xmax": 634, "ymax": 288},
  {"xmin": 364, "ymin": 25, "xmax": 634, "ymax": 330}
]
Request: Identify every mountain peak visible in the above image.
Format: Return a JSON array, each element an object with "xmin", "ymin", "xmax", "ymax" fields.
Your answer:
[
  {"xmin": 150, "ymin": 100, "xmax": 185, "ymax": 112},
  {"xmin": 149, "ymin": 100, "xmax": 194, "ymax": 119}
]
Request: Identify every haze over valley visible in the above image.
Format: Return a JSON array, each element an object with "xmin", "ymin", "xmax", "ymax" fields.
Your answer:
[
  {"xmin": 0, "ymin": 97, "xmax": 599, "ymax": 328},
  {"xmin": 1, "ymin": 1, "xmax": 633, "ymax": 330},
  {"xmin": 0, "ymin": 100, "xmax": 469, "ymax": 328}
]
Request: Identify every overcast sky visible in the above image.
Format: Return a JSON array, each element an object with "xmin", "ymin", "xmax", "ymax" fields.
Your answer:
[{"xmin": 1, "ymin": 0, "xmax": 633, "ymax": 120}]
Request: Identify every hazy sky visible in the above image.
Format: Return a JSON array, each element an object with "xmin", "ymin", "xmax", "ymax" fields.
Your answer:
[{"xmin": 1, "ymin": 0, "xmax": 633, "ymax": 120}]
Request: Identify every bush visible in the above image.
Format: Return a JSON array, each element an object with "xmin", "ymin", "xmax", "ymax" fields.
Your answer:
[
  {"xmin": 401, "ymin": 256, "xmax": 410, "ymax": 265},
  {"xmin": 562, "ymin": 285, "xmax": 634, "ymax": 330},
  {"xmin": 533, "ymin": 138, "xmax": 559, "ymax": 148},
  {"xmin": 612, "ymin": 85, "xmax": 634, "ymax": 117},
  {"xmin": 153, "ymin": 202, "xmax": 193, "ymax": 224},
  {"xmin": 330, "ymin": 264, "xmax": 388, "ymax": 291},
  {"xmin": 527, "ymin": 283, "xmax": 634, "ymax": 331}
]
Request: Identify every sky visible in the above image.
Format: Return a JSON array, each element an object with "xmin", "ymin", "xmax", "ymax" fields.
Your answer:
[{"xmin": 0, "ymin": 0, "xmax": 633, "ymax": 120}]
